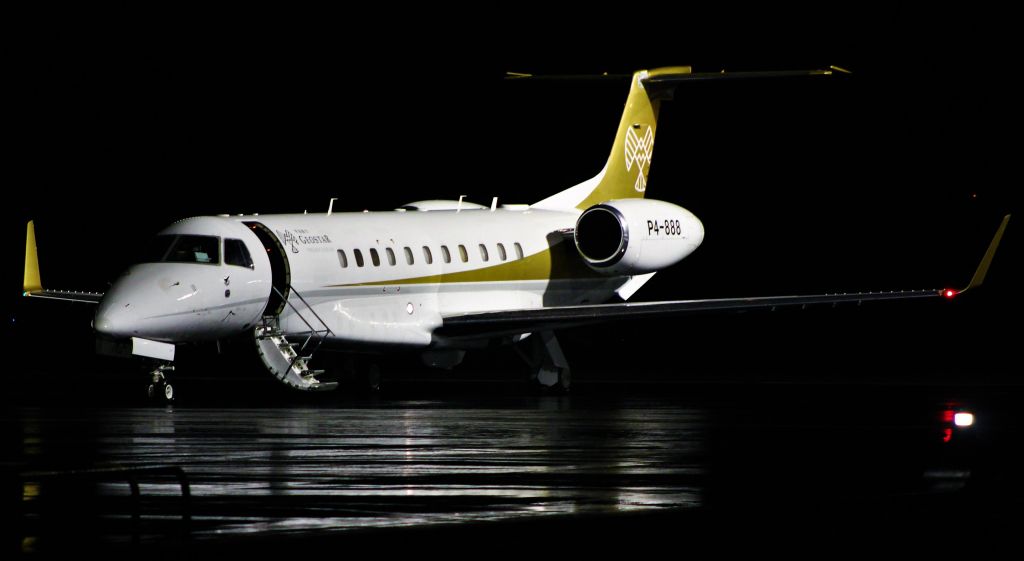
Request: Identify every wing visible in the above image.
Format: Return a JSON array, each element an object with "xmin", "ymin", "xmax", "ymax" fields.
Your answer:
[
  {"xmin": 24, "ymin": 290, "xmax": 104, "ymax": 304},
  {"xmin": 23, "ymin": 220, "xmax": 104, "ymax": 304},
  {"xmin": 439, "ymin": 215, "xmax": 1010, "ymax": 340}
]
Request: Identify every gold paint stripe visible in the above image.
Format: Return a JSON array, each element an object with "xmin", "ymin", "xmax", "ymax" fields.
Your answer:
[{"xmin": 330, "ymin": 239, "xmax": 599, "ymax": 288}]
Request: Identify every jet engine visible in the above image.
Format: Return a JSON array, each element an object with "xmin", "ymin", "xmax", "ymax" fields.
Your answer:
[{"xmin": 573, "ymin": 199, "xmax": 704, "ymax": 275}]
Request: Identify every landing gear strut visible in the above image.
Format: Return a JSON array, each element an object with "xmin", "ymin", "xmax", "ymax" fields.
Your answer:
[
  {"xmin": 342, "ymin": 355, "xmax": 383, "ymax": 392},
  {"xmin": 146, "ymin": 364, "xmax": 175, "ymax": 403},
  {"xmin": 518, "ymin": 331, "xmax": 571, "ymax": 392}
]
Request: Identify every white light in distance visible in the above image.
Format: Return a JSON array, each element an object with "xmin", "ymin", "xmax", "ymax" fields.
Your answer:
[{"xmin": 953, "ymin": 412, "xmax": 974, "ymax": 427}]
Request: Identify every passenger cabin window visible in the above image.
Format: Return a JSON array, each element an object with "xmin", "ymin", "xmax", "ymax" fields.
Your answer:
[
  {"xmin": 514, "ymin": 242, "xmax": 524, "ymax": 260},
  {"xmin": 163, "ymin": 235, "xmax": 220, "ymax": 264},
  {"xmin": 404, "ymin": 247, "xmax": 414, "ymax": 265},
  {"xmin": 458, "ymin": 244, "xmax": 468, "ymax": 263},
  {"xmin": 385, "ymin": 247, "xmax": 396, "ymax": 266},
  {"xmin": 496, "ymin": 243, "xmax": 507, "ymax": 261},
  {"xmin": 422, "ymin": 246, "xmax": 433, "ymax": 264},
  {"xmin": 354, "ymin": 249, "xmax": 365, "ymax": 267},
  {"xmin": 441, "ymin": 245, "xmax": 451, "ymax": 263},
  {"xmin": 479, "ymin": 244, "xmax": 489, "ymax": 262},
  {"xmin": 370, "ymin": 248, "xmax": 381, "ymax": 267},
  {"xmin": 224, "ymin": 238, "xmax": 254, "ymax": 268},
  {"xmin": 337, "ymin": 249, "xmax": 348, "ymax": 268}
]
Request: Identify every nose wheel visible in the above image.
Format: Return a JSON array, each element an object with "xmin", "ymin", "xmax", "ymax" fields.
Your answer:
[{"xmin": 146, "ymin": 364, "xmax": 175, "ymax": 403}]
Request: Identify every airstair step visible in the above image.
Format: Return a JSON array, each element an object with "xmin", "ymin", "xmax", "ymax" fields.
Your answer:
[{"xmin": 255, "ymin": 295, "xmax": 334, "ymax": 392}]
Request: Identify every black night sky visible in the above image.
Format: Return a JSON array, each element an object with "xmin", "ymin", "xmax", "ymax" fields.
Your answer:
[
  {"xmin": 5, "ymin": 13, "xmax": 1024, "ymax": 555},
  {"xmin": 5, "ymin": 11, "xmax": 1019, "ymax": 379}
]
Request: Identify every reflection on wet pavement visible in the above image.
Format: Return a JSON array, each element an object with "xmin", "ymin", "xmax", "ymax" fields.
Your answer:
[
  {"xmin": 8, "ymin": 384, "xmax": 1022, "ymax": 554},
  {"xmin": 10, "ymin": 399, "xmax": 705, "ymax": 541}
]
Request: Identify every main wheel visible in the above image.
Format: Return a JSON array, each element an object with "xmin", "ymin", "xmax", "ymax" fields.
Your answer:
[
  {"xmin": 535, "ymin": 366, "xmax": 571, "ymax": 393},
  {"xmin": 163, "ymin": 382, "xmax": 175, "ymax": 402},
  {"xmin": 364, "ymin": 363, "xmax": 382, "ymax": 392}
]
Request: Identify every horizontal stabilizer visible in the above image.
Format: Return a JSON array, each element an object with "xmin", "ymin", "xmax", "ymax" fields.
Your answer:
[
  {"xmin": 506, "ymin": 66, "xmax": 836, "ymax": 85},
  {"xmin": 642, "ymin": 67, "xmax": 834, "ymax": 87}
]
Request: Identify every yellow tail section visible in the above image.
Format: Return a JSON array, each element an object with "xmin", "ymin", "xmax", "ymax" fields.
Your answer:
[
  {"xmin": 533, "ymin": 66, "xmax": 692, "ymax": 211},
  {"xmin": 24, "ymin": 220, "xmax": 42, "ymax": 294}
]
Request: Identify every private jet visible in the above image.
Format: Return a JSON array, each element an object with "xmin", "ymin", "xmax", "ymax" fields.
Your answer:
[{"xmin": 23, "ymin": 66, "xmax": 1010, "ymax": 401}]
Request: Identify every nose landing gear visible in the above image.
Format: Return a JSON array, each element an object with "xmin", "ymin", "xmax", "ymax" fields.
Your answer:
[{"xmin": 146, "ymin": 364, "xmax": 175, "ymax": 403}]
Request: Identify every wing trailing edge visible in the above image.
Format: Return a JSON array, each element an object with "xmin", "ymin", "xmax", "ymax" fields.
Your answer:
[{"xmin": 440, "ymin": 215, "xmax": 1010, "ymax": 339}]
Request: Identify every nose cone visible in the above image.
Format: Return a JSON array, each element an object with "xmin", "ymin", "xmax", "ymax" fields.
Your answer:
[
  {"xmin": 94, "ymin": 285, "xmax": 139, "ymax": 338},
  {"xmin": 94, "ymin": 265, "xmax": 173, "ymax": 339},
  {"xmin": 92, "ymin": 263, "xmax": 238, "ymax": 343}
]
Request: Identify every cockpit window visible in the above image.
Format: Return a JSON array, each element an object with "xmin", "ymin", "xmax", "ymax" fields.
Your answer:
[
  {"xmin": 139, "ymin": 235, "xmax": 221, "ymax": 264},
  {"xmin": 224, "ymin": 238, "xmax": 254, "ymax": 269},
  {"xmin": 164, "ymin": 235, "xmax": 220, "ymax": 264},
  {"xmin": 143, "ymin": 235, "xmax": 178, "ymax": 263}
]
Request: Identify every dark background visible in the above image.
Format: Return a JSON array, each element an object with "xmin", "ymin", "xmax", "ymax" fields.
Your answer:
[{"xmin": 5, "ymin": 10, "xmax": 1019, "ymax": 385}]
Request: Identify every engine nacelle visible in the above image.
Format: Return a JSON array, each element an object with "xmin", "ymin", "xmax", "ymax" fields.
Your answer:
[{"xmin": 574, "ymin": 199, "xmax": 704, "ymax": 275}]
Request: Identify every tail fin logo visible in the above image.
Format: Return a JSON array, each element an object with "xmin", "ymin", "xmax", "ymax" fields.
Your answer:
[{"xmin": 624, "ymin": 125, "xmax": 654, "ymax": 192}]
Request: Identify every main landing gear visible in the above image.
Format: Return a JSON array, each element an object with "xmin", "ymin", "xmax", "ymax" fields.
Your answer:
[
  {"xmin": 146, "ymin": 364, "xmax": 175, "ymax": 403},
  {"xmin": 517, "ymin": 331, "xmax": 571, "ymax": 393},
  {"xmin": 342, "ymin": 355, "xmax": 383, "ymax": 393}
]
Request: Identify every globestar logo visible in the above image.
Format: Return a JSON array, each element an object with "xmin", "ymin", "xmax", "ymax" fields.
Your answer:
[
  {"xmin": 275, "ymin": 229, "xmax": 332, "ymax": 254},
  {"xmin": 278, "ymin": 229, "xmax": 300, "ymax": 253},
  {"xmin": 624, "ymin": 125, "xmax": 654, "ymax": 192}
]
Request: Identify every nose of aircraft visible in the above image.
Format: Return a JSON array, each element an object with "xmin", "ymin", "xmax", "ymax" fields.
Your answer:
[
  {"xmin": 94, "ymin": 266, "xmax": 178, "ymax": 339},
  {"xmin": 94, "ymin": 287, "xmax": 139, "ymax": 338}
]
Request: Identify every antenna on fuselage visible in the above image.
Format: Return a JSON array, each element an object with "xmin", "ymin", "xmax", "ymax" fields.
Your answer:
[{"xmin": 327, "ymin": 198, "xmax": 338, "ymax": 216}]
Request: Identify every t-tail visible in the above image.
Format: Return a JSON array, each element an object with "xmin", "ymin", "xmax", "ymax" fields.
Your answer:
[
  {"xmin": 532, "ymin": 66, "xmax": 693, "ymax": 211},
  {"xmin": 532, "ymin": 65, "xmax": 835, "ymax": 212}
]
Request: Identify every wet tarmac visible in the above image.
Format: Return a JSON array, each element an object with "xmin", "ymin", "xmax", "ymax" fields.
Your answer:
[{"xmin": 4, "ymin": 381, "xmax": 1024, "ymax": 556}]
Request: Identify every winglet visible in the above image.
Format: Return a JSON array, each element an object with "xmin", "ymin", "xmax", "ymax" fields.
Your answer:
[
  {"xmin": 958, "ymin": 214, "xmax": 1010, "ymax": 294},
  {"xmin": 24, "ymin": 220, "xmax": 42, "ymax": 294}
]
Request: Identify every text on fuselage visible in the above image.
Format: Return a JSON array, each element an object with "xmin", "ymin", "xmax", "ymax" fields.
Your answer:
[{"xmin": 647, "ymin": 220, "xmax": 683, "ymax": 237}]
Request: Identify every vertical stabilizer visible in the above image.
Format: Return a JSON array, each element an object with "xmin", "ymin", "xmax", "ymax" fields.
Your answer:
[{"xmin": 532, "ymin": 66, "xmax": 692, "ymax": 211}]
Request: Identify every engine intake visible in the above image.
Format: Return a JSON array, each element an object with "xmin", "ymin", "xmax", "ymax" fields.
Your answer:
[
  {"xmin": 575, "ymin": 205, "xmax": 628, "ymax": 265},
  {"xmin": 574, "ymin": 199, "xmax": 704, "ymax": 275}
]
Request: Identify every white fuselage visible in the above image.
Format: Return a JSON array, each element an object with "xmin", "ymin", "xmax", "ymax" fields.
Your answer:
[
  {"xmin": 258, "ymin": 208, "xmax": 620, "ymax": 347},
  {"xmin": 93, "ymin": 204, "xmax": 702, "ymax": 350}
]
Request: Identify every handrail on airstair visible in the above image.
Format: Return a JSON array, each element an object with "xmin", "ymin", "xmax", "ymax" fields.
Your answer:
[{"xmin": 268, "ymin": 284, "xmax": 334, "ymax": 374}]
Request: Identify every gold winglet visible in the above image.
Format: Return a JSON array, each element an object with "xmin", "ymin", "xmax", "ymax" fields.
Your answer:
[
  {"xmin": 958, "ymin": 214, "xmax": 1011, "ymax": 294},
  {"xmin": 24, "ymin": 220, "xmax": 42, "ymax": 294}
]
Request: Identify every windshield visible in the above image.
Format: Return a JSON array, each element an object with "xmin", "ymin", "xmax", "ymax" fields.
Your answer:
[
  {"xmin": 224, "ymin": 238, "xmax": 254, "ymax": 268},
  {"xmin": 141, "ymin": 235, "xmax": 220, "ymax": 264}
]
